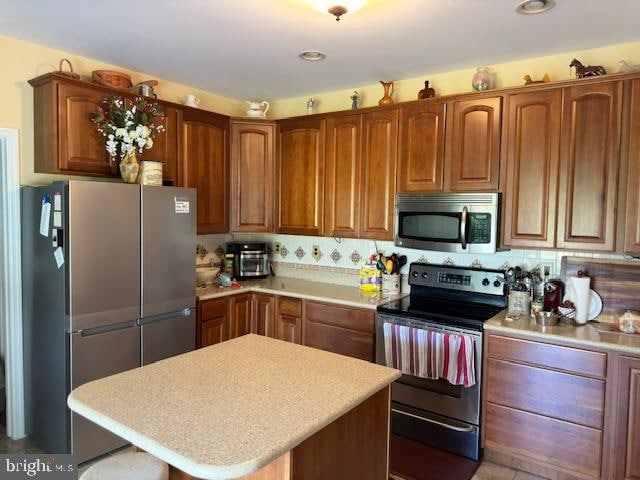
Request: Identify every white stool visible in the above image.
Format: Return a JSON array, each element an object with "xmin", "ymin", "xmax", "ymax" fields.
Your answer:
[{"xmin": 80, "ymin": 452, "xmax": 169, "ymax": 480}]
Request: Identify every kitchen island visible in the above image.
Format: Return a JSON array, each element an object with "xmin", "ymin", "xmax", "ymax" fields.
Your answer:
[{"xmin": 68, "ymin": 334, "xmax": 401, "ymax": 479}]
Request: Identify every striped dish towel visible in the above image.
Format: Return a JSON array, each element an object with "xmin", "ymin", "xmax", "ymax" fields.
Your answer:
[{"xmin": 383, "ymin": 322, "xmax": 476, "ymax": 387}]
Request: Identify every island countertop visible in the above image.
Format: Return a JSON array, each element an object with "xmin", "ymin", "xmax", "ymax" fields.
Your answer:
[
  {"xmin": 68, "ymin": 334, "xmax": 401, "ymax": 479},
  {"xmin": 196, "ymin": 276, "xmax": 407, "ymax": 310}
]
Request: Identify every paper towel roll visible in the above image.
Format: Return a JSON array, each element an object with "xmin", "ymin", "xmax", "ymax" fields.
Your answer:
[{"xmin": 569, "ymin": 276, "xmax": 591, "ymax": 324}]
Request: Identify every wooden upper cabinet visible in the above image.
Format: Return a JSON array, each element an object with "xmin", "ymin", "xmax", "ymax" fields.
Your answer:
[
  {"xmin": 53, "ymin": 81, "xmax": 115, "ymax": 176},
  {"xmin": 615, "ymin": 356, "xmax": 640, "ymax": 480},
  {"xmin": 324, "ymin": 114, "xmax": 362, "ymax": 237},
  {"xmin": 251, "ymin": 294, "xmax": 276, "ymax": 338},
  {"xmin": 625, "ymin": 79, "xmax": 640, "ymax": 254},
  {"xmin": 502, "ymin": 89, "xmax": 562, "ymax": 248},
  {"xmin": 230, "ymin": 120, "xmax": 275, "ymax": 232},
  {"xmin": 557, "ymin": 81, "xmax": 622, "ymax": 251},
  {"xmin": 277, "ymin": 118, "xmax": 325, "ymax": 236},
  {"xmin": 360, "ymin": 109, "xmax": 398, "ymax": 240},
  {"xmin": 397, "ymin": 102, "xmax": 446, "ymax": 192},
  {"xmin": 179, "ymin": 108, "xmax": 229, "ymax": 234},
  {"xmin": 446, "ymin": 96, "xmax": 502, "ymax": 191},
  {"xmin": 147, "ymin": 106, "xmax": 178, "ymax": 185}
]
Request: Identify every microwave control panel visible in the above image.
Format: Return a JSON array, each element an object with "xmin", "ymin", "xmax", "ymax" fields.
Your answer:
[{"xmin": 468, "ymin": 213, "xmax": 492, "ymax": 244}]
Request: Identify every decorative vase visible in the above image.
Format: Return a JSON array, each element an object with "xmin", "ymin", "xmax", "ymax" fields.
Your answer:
[
  {"xmin": 418, "ymin": 80, "xmax": 436, "ymax": 99},
  {"xmin": 138, "ymin": 160, "xmax": 163, "ymax": 186},
  {"xmin": 378, "ymin": 81, "xmax": 394, "ymax": 106},
  {"xmin": 119, "ymin": 150, "xmax": 140, "ymax": 183},
  {"xmin": 472, "ymin": 67, "xmax": 492, "ymax": 92}
]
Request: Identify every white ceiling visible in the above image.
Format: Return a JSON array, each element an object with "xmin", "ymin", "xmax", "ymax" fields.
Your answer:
[{"xmin": 1, "ymin": 0, "xmax": 639, "ymax": 100}]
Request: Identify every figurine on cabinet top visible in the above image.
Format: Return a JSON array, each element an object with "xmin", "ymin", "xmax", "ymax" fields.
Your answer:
[
  {"xmin": 569, "ymin": 58, "xmax": 606, "ymax": 78},
  {"xmin": 418, "ymin": 80, "xmax": 436, "ymax": 99},
  {"xmin": 523, "ymin": 73, "xmax": 551, "ymax": 85},
  {"xmin": 351, "ymin": 91, "xmax": 360, "ymax": 109}
]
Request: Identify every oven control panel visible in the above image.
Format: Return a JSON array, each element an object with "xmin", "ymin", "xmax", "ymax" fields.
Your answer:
[{"xmin": 409, "ymin": 263, "xmax": 505, "ymax": 296}]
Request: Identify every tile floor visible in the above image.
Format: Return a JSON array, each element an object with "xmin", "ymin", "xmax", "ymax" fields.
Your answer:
[{"xmin": 0, "ymin": 424, "xmax": 547, "ymax": 480}]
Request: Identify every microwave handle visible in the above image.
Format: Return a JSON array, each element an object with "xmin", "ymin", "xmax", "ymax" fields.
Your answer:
[{"xmin": 460, "ymin": 207, "xmax": 468, "ymax": 250}]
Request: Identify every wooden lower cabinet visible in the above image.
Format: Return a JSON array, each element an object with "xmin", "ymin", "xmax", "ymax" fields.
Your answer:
[
  {"xmin": 197, "ymin": 298, "xmax": 228, "ymax": 348},
  {"xmin": 276, "ymin": 297, "xmax": 303, "ymax": 344},
  {"xmin": 251, "ymin": 294, "xmax": 276, "ymax": 338},
  {"xmin": 614, "ymin": 356, "xmax": 640, "ymax": 480},
  {"xmin": 484, "ymin": 333, "xmax": 640, "ymax": 480},
  {"xmin": 228, "ymin": 294, "xmax": 252, "ymax": 339},
  {"xmin": 303, "ymin": 301, "xmax": 375, "ymax": 361}
]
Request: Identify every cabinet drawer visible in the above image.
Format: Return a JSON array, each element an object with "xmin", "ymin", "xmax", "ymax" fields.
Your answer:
[
  {"xmin": 484, "ymin": 403, "xmax": 602, "ymax": 479},
  {"xmin": 278, "ymin": 297, "xmax": 302, "ymax": 317},
  {"xmin": 486, "ymin": 358, "xmax": 605, "ymax": 429},
  {"xmin": 304, "ymin": 321, "xmax": 374, "ymax": 362},
  {"xmin": 304, "ymin": 301, "xmax": 375, "ymax": 333},
  {"xmin": 200, "ymin": 298, "xmax": 227, "ymax": 320},
  {"xmin": 487, "ymin": 334, "xmax": 607, "ymax": 378}
]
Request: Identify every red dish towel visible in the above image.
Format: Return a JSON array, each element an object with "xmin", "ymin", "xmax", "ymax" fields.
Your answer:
[{"xmin": 383, "ymin": 322, "xmax": 476, "ymax": 387}]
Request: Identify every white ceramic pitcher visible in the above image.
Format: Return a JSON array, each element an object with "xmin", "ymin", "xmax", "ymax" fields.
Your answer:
[{"xmin": 245, "ymin": 101, "xmax": 270, "ymax": 119}]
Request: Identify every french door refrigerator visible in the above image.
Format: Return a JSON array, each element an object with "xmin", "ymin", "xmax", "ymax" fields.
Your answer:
[{"xmin": 22, "ymin": 181, "xmax": 196, "ymax": 463}]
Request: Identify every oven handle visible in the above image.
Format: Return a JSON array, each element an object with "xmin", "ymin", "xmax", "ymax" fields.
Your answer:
[
  {"xmin": 392, "ymin": 408, "xmax": 475, "ymax": 433},
  {"xmin": 460, "ymin": 206, "xmax": 468, "ymax": 250}
]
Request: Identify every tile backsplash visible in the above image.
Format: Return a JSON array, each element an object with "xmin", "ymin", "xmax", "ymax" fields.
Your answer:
[{"xmin": 197, "ymin": 233, "xmax": 626, "ymax": 285}]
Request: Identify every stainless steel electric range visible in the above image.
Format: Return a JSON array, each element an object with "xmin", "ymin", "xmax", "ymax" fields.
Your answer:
[{"xmin": 376, "ymin": 262, "xmax": 507, "ymax": 460}]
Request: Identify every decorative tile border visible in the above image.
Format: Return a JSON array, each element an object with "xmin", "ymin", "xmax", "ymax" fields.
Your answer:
[{"xmin": 272, "ymin": 261, "xmax": 360, "ymax": 276}]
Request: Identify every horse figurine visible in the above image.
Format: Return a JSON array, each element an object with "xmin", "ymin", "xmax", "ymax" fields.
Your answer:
[{"xmin": 570, "ymin": 58, "xmax": 607, "ymax": 78}]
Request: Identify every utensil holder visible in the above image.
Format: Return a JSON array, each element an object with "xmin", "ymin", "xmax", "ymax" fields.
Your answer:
[{"xmin": 382, "ymin": 273, "xmax": 401, "ymax": 294}]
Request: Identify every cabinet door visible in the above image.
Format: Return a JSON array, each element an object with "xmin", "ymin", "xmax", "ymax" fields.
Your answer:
[
  {"xmin": 251, "ymin": 294, "xmax": 276, "ymax": 338},
  {"xmin": 57, "ymin": 82, "xmax": 115, "ymax": 175},
  {"xmin": 228, "ymin": 294, "xmax": 252, "ymax": 339},
  {"xmin": 625, "ymin": 79, "xmax": 640, "ymax": 254},
  {"xmin": 276, "ymin": 118, "xmax": 325, "ymax": 235},
  {"xmin": 230, "ymin": 121, "xmax": 275, "ymax": 232},
  {"xmin": 180, "ymin": 109, "xmax": 229, "ymax": 234},
  {"xmin": 502, "ymin": 90, "xmax": 562, "ymax": 248},
  {"xmin": 276, "ymin": 314, "xmax": 302, "ymax": 344},
  {"xmin": 615, "ymin": 356, "xmax": 640, "ymax": 480},
  {"xmin": 446, "ymin": 96, "xmax": 502, "ymax": 191},
  {"xmin": 149, "ymin": 106, "xmax": 178, "ymax": 185},
  {"xmin": 325, "ymin": 114, "xmax": 362, "ymax": 237},
  {"xmin": 197, "ymin": 298, "xmax": 228, "ymax": 348},
  {"xmin": 557, "ymin": 81, "xmax": 622, "ymax": 251},
  {"xmin": 360, "ymin": 109, "xmax": 398, "ymax": 240},
  {"xmin": 397, "ymin": 102, "xmax": 446, "ymax": 192}
]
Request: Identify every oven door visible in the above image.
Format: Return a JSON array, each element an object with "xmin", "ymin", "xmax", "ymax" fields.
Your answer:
[
  {"xmin": 375, "ymin": 314, "xmax": 482, "ymax": 426},
  {"xmin": 238, "ymin": 252, "xmax": 268, "ymax": 277}
]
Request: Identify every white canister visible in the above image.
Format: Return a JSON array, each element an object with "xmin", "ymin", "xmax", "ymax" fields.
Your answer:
[
  {"xmin": 382, "ymin": 273, "xmax": 401, "ymax": 294},
  {"xmin": 137, "ymin": 160, "xmax": 163, "ymax": 186},
  {"xmin": 508, "ymin": 290, "xmax": 531, "ymax": 315}
]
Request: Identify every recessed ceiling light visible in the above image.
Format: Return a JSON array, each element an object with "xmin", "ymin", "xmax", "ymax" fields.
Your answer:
[
  {"xmin": 299, "ymin": 51, "xmax": 327, "ymax": 61},
  {"xmin": 515, "ymin": 0, "xmax": 555, "ymax": 14}
]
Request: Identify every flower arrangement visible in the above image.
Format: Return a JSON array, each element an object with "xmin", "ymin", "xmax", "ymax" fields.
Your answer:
[{"xmin": 91, "ymin": 96, "xmax": 165, "ymax": 160}]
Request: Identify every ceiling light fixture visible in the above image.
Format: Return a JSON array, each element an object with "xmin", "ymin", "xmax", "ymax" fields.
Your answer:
[
  {"xmin": 515, "ymin": 0, "xmax": 556, "ymax": 15},
  {"xmin": 309, "ymin": 0, "xmax": 367, "ymax": 21},
  {"xmin": 299, "ymin": 50, "xmax": 327, "ymax": 61}
]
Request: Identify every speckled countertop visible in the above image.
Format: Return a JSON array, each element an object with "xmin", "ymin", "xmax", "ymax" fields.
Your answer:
[
  {"xmin": 485, "ymin": 310, "xmax": 640, "ymax": 355},
  {"xmin": 68, "ymin": 334, "xmax": 401, "ymax": 480},
  {"xmin": 196, "ymin": 276, "xmax": 407, "ymax": 310}
]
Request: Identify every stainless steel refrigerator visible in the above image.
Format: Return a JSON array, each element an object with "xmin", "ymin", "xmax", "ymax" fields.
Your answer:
[{"xmin": 22, "ymin": 181, "xmax": 197, "ymax": 463}]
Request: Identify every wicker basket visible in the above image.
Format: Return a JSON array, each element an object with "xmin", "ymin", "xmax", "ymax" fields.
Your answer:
[
  {"xmin": 92, "ymin": 70, "xmax": 132, "ymax": 90},
  {"xmin": 54, "ymin": 59, "xmax": 80, "ymax": 80}
]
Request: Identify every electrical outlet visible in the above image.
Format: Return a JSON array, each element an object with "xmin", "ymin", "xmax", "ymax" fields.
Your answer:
[
  {"xmin": 274, "ymin": 242, "xmax": 281, "ymax": 255},
  {"xmin": 312, "ymin": 244, "xmax": 323, "ymax": 262},
  {"xmin": 539, "ymin": 262, "xmax": 555, "ymax": 278}
]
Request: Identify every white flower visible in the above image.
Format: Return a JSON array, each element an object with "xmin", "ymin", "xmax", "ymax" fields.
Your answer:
[
  {"xmin": 145, "ymin": 138, "xmax": 154, "ymax": 149},
  {"xmin": 115, "ymin": 128, "xmax": 127, "ymax": 138}
]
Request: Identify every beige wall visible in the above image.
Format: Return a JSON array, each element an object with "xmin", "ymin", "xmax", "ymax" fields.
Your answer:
[
  {"xmin": 0, "ymin": 34, "xmax": 244, "ymax": 185},
  {"xmin": 269, "ymin": 40, "xmax": 640, "ymax": 118}
]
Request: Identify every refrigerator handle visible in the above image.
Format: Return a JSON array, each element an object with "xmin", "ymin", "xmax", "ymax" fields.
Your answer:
[
  {"xmin": 138, "ymin": 308, "xmax": 192, "ymax": 327},
  {"xmin": 79, "ymin": 320, "xmax": 138, "ymax": 337}
]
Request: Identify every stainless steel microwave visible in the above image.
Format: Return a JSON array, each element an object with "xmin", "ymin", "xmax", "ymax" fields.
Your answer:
[{"xmin": 394, "ymin": 193, "xmax": 500, "ymax": 254}]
